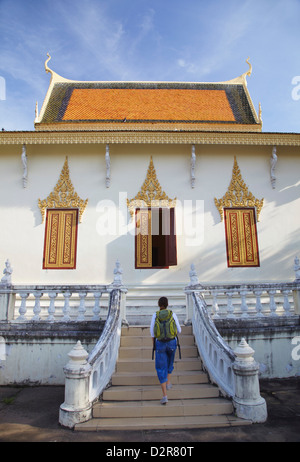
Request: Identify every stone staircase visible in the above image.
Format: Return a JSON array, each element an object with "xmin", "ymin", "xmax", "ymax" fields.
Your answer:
[{"xmin": 75, "ymin": 325, "xmax": 251, "ymax": 431}]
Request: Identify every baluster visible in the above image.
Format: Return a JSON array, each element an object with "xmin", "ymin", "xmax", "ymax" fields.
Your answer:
[
  {"xmin": 211, "ymin": 290, "xmax": 220, "ymax": 319},
  {"xmin": 32, "ymin": 291, "xmax": 43, "ymax": 321},
  {"xmin": 62, "ymin": 292, "xmax": 72, "ymax": 321},
  {"xmin": 226, "ymin": 289, "xmax": 235, "ymax": 318},
  {"xmin": 282, "ymin": 289, "xmax": 291, "ymax": 316},
  {"xmin": 92, "ymin": 292, "xmax": 102, "ymax": 320},
  {"xmin": 268, "ymin": 289, "xmax": 277, "ymax": 317},
  {"xmin": 240, "ymin": 288, "xmax": 249, "ymax": 318},
  {"xmin": 77, "ymin": 292, "xmax": 87, "ymax": 321},
  {"xmin": 254, "ymin": 289, "xmax": 263, "ymax": 317},
  {"xmin": 17, "ymin": 292, "xmax": 29, "ymax": 321},
  {"xmin": 47, "ymin": 291, "xmax": 57, "ymax": 321}
]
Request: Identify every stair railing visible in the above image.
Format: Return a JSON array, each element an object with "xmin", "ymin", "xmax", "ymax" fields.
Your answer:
[
  {"xmin": 185, "ymin": 264, "xmax": 270, "ymax": 423},
  {"xmin": 188, "ymin": 288, "xmax": 267, "ymax": 422},
  {"xmin": 191, "ymin": 290, "xmax": 236, "ymax": 398},
  {"xmin": 59, "ymin": 261, "xmax": 127, "ymax": 429}
]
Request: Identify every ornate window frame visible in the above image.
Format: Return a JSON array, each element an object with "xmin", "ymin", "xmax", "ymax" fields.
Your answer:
[
  {"xmin": 214, "ymin": 157, "xmax": 264, "ymax": 222},
  {"xmin": 127, "ymin": 157, "xmax": 177, "ymax": 269},
  {"xmin": 38, "ymin": 157, "xmax": 88, "ymax": 269},
  {"xmin": 214, "ymin": 157, "xmax": 263, "ymax": 267}
]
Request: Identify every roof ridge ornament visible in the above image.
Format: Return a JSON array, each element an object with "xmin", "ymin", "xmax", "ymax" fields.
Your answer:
[
  {"xmin": 214, "ymin": 157, "xmax": 264, "ymax": 222},
  {"xmin": 242, "ymin": 57, "xmax": 252, "ymax": 79},
  {"xmin": 38, "ymin": 157, "xmax": 88, "ymax": 223},
  {"xmin": 45, "ymin": 52, "xmax": 52, "ymax": 75}
]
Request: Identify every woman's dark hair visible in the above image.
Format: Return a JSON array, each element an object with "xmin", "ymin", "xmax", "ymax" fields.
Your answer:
[{"xmin": 158, "ymin": 296, "xmax": 168, "ymax": 308}]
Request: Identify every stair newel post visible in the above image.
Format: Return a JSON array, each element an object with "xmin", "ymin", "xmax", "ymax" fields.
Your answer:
[
  {"xmin": 232, "ymin": 338, "xmax": 267, "ymax": 423},
  {"xmin": 110, "ymin": 260, "xmax": 128, "ymax": 325},
  {"xmin": 59, "ymin": 341, "xmax": 92, "ymax": 429},
  {"xmin": 185, "ymin": 263, "xmax": 200, "ymax": 325}
]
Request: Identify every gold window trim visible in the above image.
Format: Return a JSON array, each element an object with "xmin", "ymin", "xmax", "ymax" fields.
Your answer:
[
  {"xmin": 224, "ymin": 208, "xmax": 260, "ymax": 267},
  {"xmin": 214, "ymin": 157, "xmax": 264, "ymax": 222},
  {"xmin": 127, "ymin": 157, "xmax": 176, "ymax": 218},
  {"xmin": 136, "ymin": 209, "xmax": 152, "ymax": 268},
  {"xmin": 38, "ymin": 157, "xmax": 88, "ymax": 223},
  {"xmin": 43, "ymin": 208, "xmax": 78, "ymax": 269}
]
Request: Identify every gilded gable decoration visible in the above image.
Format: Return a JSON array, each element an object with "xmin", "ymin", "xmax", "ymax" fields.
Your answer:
[
  {"xmin": 214, "ymin": 157, "xmax": 264, "ymax": 221},
  {"xmin": 38, "ymin": 157, "xmax": 88, "ymax": 223},
  {"xmin": 127, "ymin": 157, "xmax": 176, "ymax": 218}
]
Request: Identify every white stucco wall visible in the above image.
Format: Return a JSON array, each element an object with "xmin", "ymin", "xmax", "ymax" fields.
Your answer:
[{"xmin": 0, "ymin": 142, "xmax": 299, "ymax": 286}]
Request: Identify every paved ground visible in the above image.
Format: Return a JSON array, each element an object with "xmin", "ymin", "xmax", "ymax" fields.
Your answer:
[{"xmin": 0, "ymin": 378, "xmax": 299, "ymax": 443}]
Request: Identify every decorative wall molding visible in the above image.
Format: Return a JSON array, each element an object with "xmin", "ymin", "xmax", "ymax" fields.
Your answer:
[
  {"xmin": 191, "ymin": 144, "xmax": 196, "ymax": 188},
  {"xmin": 105, "ymin": 144, "xmax": 110, "ymax": 188},
  {"xmin": 38, "ymin": 157, "xmax": 88, "ymax": 223},
  {"xmin": 214, "ymin": 157, "xmax": 264, "ymax": 221},
  {"xmin": 1, "ymin": 131, "xmax": 300, "ymax": 146},
  {"xmin": 21, "ymin": 144, "xmax": 27, "ymax": 188},
  {"xmin": 270, "ymin": 146, "xmax": 277, "ymax": 189},
  {"xmin": 127, "ymin": 156, "xmax": 176, "ymax": 217}
]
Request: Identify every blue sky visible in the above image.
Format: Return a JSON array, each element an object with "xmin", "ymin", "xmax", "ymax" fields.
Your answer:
[{"xmin": 0, "ymin": 0, "xmax": 300, "ymax": 132}]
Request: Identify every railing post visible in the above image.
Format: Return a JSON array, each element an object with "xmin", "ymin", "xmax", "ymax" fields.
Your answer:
[
  {"xmin": 293, "ymin": 257, "xmax": 300, "ymax": 315},
  {"xmin": 185, "ymin": 264, "xmax": 200, "ymax": 324},
  {"xmin": 32, "ymin": 291, "xmax": 42, "ymax": 321},
  {"xmin": 62, "ymin": 291, "xmax": 72, "ymax": 321},
  {"xmin": 0, "ymin": 260, "xmax": 14, "ymax": 321},
  {"xmin": 0, "ymin": 291, "xmax": 15, "ymax": 321},
  {"xmin": 110, "ymin": 260, "xmax": 128, "ymax": 325},
  {"xmin": 232, "ymin": 338, "xmax": 267, "ymax": 423},
  {"xmin": 17, "ymin": 292, "xmax": 29, "ymax": 321},
  {"xmin": 59, "ymin": 341, "xmax": 92, "ymax": 429},
  {"xmin": 293, "ymin": 288, "xmax": 300, "ymax": 315}
]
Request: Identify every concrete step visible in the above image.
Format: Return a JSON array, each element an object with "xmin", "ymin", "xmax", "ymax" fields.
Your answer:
[
  {"xmin": 120, "ymin": 334, "xmax": 195, "ymax": 347},
  {"xmin": 121, "ymin": 325, "xmax": 192, "ymax": 336},
  {"xmin": 74, "ymin": 324, "xmax": 252, "ymax": 432},
  {"xmin": 116, "ymin": 357, "xmax": 202, "ymax": 373},
  {"xmin": 102, "ymin": 383, "xmax": 220, "ymax": 401},
  {"xmin": 75, "ymin": 414, "xmax": 251, "ymax": 431},
  {"xmin": 112, "ymin": 370, "xmax": 208, "ymax": 386},
  {"xmin": 92, "ymin": 397, "xmax": 233, "ymax": 418},
  {"xmin": 118, "ymin": 345, "xmax": 198, "ymax": 360}
]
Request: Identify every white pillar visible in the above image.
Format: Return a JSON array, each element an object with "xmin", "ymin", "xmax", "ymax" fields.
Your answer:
[
  {"xmin": 232, "ymin": 338, "xmax": 267, "ymax": 423},
  {"xmin": 59, "ymin": 341, "xmax": 92, "ymax": 429}
]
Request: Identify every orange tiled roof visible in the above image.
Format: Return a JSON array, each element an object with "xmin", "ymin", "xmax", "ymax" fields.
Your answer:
[
  {"xmin": 62, "ymin": 88, "xmax": 236, "ymax": 122},
  {"xmin": 39, "ymin": 82, "xmax": 259, "ymax": 127}
]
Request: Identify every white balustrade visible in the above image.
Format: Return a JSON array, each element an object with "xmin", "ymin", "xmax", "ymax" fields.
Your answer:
[
  {"xmin": 189, "ymin": 290, "xmax": 267, "ymax": 422},
  {"xmin": 59, "ymin": 276, "xmax": 128, "ymax": 428},
  {"xmin": 197, "ymin": 283, "xmax": 297, "ymax": 319},
  {"xmin": 9, "ymin": 286, "xmax": 109, "ymax": 322}
]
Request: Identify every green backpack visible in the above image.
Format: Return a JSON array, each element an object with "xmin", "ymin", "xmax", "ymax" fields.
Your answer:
[{"xmin": 154, "ymin": 309, "xmax": 177, "ymax": 341}]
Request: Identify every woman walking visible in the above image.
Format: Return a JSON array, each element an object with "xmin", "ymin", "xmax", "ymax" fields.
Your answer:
[{"xmin": 150, "ymin": 296, "xmax": 181, "ymax": 404}]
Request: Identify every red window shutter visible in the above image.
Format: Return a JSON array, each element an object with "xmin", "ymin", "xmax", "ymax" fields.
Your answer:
[
  {"xmin": 135, "ymin": 208, "xmax": 152, "ymax": 268},
  {"xmin": 224, "ymin": 208, "xmax": 259, "ymax": 267},
  {"xmin": 165, "ymin": 208, "xmax": 177, "ymax": 267},
  {"xmin": 43, "ymin": 209, "xmax": 78, "ymax": 269}
]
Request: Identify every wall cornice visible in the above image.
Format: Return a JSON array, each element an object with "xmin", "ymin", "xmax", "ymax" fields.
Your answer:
[{"xmin": 1, "ymin": 130, "xmax": 300, "ymax": 146}]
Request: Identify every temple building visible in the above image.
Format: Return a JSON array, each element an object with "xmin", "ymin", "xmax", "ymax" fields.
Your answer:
[
  {"xmin": 0, "ymin": 56, "xmax": 299, "ymax": 302},
  {"xmin": 1, "ymin": 57, "xmax": 300, "ymax": 430}
]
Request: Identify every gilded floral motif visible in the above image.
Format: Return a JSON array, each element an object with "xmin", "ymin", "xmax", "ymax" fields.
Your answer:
[
  {"xmin": 38, "ymin": 157, "xmax": 88, "ymax": 223},
  {"xmin": 214, "ymin": 157, "xmax": 264, "ymax": 221}
]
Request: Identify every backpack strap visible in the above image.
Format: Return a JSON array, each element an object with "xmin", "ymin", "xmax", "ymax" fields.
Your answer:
[{"xmin": 176, "ymin": 335, "xmax": 181, "ymax": 360}]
